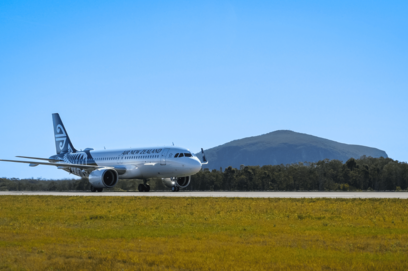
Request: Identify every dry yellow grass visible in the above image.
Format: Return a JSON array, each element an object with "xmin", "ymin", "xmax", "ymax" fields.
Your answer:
[{"xmin": 0, "ymin": 196, "xmax": 407, "ymax": 270}]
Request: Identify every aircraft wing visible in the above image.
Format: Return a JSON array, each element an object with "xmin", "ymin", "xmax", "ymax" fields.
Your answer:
[{"xmin": 0, "ymin": 159, "xmax": 100, "ymax": 169}]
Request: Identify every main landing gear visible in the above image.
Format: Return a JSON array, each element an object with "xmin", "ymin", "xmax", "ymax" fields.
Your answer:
[
  {"xmin": 138, "ymin": 179, "xmax": 150, "ymax": 192},
  {"xmin": 171, "ymin": 186, "xmax": 179, "ymax": 192},
  {"xmin": 90, "ymin": 186, "xmax": 103, "ymax": 192}
]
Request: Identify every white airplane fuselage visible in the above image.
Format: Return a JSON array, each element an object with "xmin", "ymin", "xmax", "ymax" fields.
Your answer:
[{"xmin": 52, "ymin": 146, "xmax": 202, "ymax": 179}]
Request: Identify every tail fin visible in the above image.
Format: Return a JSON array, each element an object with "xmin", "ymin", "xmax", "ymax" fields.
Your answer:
[{"xmin": 52, "ymin": 113, "xmax": 77, "ymax": 154}]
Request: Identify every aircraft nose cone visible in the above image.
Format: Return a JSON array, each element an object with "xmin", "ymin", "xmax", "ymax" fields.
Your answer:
[{"xmin": 191, "ymin": 158, "xmax": 202, "ymax": 173}]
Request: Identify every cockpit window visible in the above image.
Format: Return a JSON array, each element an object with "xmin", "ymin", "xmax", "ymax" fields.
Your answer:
[
  {"xmin": 174, "ymin": 153, "xmax": 179, "ymax": 158},
  {"xmin": 179, "ymin": 153, "xmax": 184, "ymax": 157},
  {"xmin": 184, "ymin": 153, "xmax": 192, "ymax": 157}
]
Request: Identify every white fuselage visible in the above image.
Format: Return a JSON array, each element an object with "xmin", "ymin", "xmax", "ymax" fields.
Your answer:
[{"xmin": 62, "ymin": 146, "xmax": 202, "ymax": 179}]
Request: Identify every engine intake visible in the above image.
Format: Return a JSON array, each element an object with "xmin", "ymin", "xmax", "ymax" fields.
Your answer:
[
  {"xmin": 176, "ymin": 176, "xmax": 190, "ymax": 187},
  {"xmin": 162, "ymin": 176, "xmax": 191, "ymax": 189},
  {"xmin": 89, "ymin": 169, "xmax": 119, "ymax": 188}
]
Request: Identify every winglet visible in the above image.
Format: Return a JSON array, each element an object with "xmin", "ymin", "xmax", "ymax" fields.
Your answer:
[{"xmin": 201, "ymin": 148, "xmax": 208, "ymax": 165}]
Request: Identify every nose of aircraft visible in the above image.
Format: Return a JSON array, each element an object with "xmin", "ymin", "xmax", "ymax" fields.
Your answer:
[{"xmin": 191, "ymin": 158, "xmax": 202, "ymax": 173}]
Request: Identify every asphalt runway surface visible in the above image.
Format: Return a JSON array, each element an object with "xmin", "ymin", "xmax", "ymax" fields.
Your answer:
[{"xmin": 0, "ymin": 191, "xmax": 407, "ymax": 198}]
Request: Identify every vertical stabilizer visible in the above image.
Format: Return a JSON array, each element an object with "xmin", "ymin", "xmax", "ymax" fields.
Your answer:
[{"xmin": 52, "ymin": 113, "xmax": 77, "ymax": 154}]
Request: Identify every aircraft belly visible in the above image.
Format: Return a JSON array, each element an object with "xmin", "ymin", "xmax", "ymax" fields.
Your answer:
[{"xmin": 139, "ymin": 163, "xmax": 175, "ymax": 178}]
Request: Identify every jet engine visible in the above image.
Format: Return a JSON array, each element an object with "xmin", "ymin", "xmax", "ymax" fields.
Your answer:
[
  {"xmin": 89, "ymin": 168, "xmax": 119, "ymax": 188},
  {"xmin": 162, "ymin": 176, "xmax": 191, "ymax": 191}
]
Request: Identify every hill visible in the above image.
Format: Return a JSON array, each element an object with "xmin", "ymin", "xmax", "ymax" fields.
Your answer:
[{"xmin": 196, "ymin": 130, "xmax": 388, "ymax": 170}]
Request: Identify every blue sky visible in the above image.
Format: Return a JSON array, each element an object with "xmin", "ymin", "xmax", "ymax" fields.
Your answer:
[{"xmin": 0, "ymin": 0, "xmax": 407, "ymax": 179}]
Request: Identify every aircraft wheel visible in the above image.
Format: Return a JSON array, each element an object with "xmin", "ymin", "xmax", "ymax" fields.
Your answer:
[
  {"xmin": 171, "ymin": 186, "xmax": 176, "ymax": 192},
  {"xmin": 97, "ymin": 188, "xmax": 103, "ymax": 192},
  {"xmin": 176, "ymin": 187, "xmax": 180, "ymax": 192},
  {"xmin": 138, "ymin": 184, "xmax": 145, "ymax": 192},
  {"xmin": 90, "ymin": 186, "xmax": 97, "ymax": 192},
  {"xmin": 144, "ymin": 185, "xmax": 150, "ymax": 192}
]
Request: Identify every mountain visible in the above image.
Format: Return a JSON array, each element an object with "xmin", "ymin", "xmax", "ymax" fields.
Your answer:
[{"xmin": 196, "ymin": 130, "xmax": 388, "ymax": 170}]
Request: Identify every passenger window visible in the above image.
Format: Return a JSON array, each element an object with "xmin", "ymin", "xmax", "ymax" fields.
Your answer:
[
  {"xmin": 179, "ymin": 153, "xmax": 184, "ymax": 157},
  {"xmin": 174, "ymin": 153, "xmax": 179, "ymax": 158}
]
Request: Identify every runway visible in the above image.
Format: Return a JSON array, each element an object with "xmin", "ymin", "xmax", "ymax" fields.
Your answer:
[{"xmin": 0, "ymin": 191, "xmax": 407, "ymax": 198}]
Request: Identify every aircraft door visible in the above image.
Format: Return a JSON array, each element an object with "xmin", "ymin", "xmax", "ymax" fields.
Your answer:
[{"xmin": 160, "ymin": 149, "xmax": 169, "ymax": 165}]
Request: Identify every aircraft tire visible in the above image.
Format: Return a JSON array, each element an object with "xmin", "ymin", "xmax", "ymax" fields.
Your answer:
[
  {"xmin": 144, "ymin": 185, "xmax": 150, "ymax": 192},
  {"xmin": 90, "ymin": 186, "xmax": 97, "ymax": 192},
  {"xmin": 176, "ymin": 187, "xmax": 180, "ymax": 192},
  {"xmin": 97, "ymin": 188, "xmax": 103, "ymax": 192},
  {"xmin": 171, "ymin": 186, "xmax": 176, "ymax": 192},
  {"xmin": 138, "ymin": 184, "xmax": 144, "ymax": 192}
]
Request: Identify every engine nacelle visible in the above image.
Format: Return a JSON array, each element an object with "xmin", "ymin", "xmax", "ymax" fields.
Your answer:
[
  {"xmin": 162, "ymin": 176, "xmax": 191, "ymax": 189},
  {"xmin": 89, "ymin": 168, "xmax": 119, "ymax": 188}
]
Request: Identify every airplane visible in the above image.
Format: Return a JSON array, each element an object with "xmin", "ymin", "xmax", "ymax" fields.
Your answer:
[{"xmin": 0, "ymin": 113, "xmax": 208, "ymax": 192}]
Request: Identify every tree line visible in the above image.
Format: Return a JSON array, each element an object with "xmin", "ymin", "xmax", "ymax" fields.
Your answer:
[
  {"xmin": 1, "ymin": 156, "xmax": 407, "ymax": 191},
  {"xmin": 193, "ymin": 156, "xmax": 408, "ymax": 191}
]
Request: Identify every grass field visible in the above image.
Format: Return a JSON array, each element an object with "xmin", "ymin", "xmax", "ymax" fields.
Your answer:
[{"xmin": 0, "ymin": 196, "xmax": 407, "ymax": 270}]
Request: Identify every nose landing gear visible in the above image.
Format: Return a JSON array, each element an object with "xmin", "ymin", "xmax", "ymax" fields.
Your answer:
[{"xmin": 171, "ymin": 186, "xmax": 180, "ymax": 192}]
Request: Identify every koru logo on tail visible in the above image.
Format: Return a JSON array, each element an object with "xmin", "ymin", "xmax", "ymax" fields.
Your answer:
[{"xmin": 55, "ymin": 124, "xmax": 67, "ymax": 151}]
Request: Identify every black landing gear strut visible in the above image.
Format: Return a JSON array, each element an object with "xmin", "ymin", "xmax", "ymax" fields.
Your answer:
[{"xmin": 138, "ymin": 179, "xmax": 150, "ymax": 192}]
